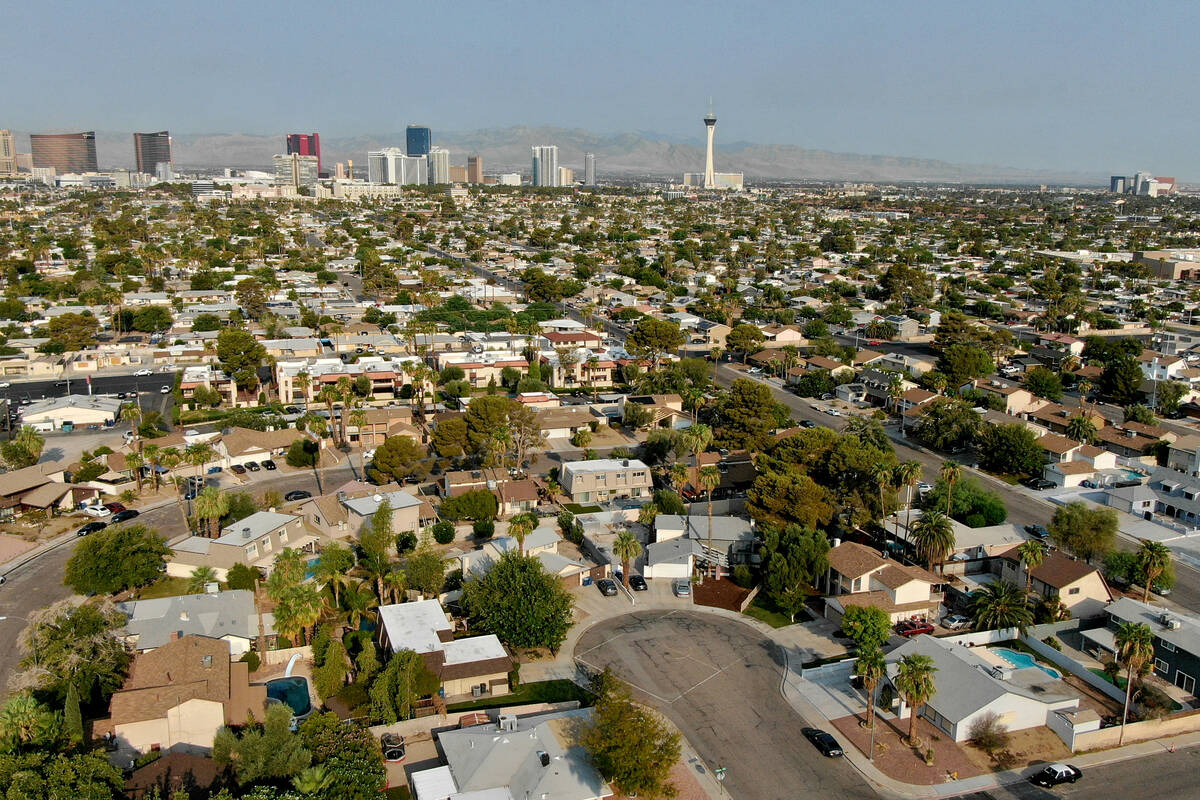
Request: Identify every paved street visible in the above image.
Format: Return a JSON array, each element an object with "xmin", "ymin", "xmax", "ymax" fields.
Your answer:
[
  {"xmin": 959, "ymin": 746, "xmax": 1200, "ymax": 800},
  {"xmin": 0, "ymin": 371, "xmax": 179, "ymax": 405},
  {"xmin": 575, "ymin": 610, "xmax": 875, "ymax": 800}
]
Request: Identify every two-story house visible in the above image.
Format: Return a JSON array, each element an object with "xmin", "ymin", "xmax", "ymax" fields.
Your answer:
[
  {"xmin": 1083, "ymin": 597, "xmax": 1200, "ymax": 697},
  {"xmin": 996, "ymin": 547, "xmax": 1113, "ymax": 617},
  {"xmin": 166, "ymin": 512, "xmax": 316, "ymax": 581},
  {"xmin": 822, "ymin": 541, "xmax": 942, "ymax": 624},
  {"xmin": 559, "ymin": 458, "xmax": 653, "ymax": 504}
]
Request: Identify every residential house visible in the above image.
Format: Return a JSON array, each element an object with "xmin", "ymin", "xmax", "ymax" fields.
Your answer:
[
  {"xmin": 822, "ymin": 541, "xmax": 942, "ymax": 623},
  {"xmin": 20, "ymin": 394, "xmax": 122, "ymax": 431},
  {"xmin": 996, "ymin": 547, "xmax": 1113, "ymax": 617},
  {"xmin": 1083, "ymin": 598, "xmax": 1200, "ymax": 696},
  {"xmin": 459, "ymin": 526, "xmax": 594, "ymax": 587},
  {"xmin": 1093, "ymin": 421, "xmax": 1172, "ymax": 460},
  {"xmin": 1166, "ymin": 433, "xmax": 1200, "ymax": 476},
  {"xmin": 884, "ymin": 635, "xmax": 1080, "ymax": 742},
  {"xmin": 216, "ymin": 427, "xmax": 312, "ymax": 469},
  {"xmin": 1105, "ymin": 467, "xmax": 1200, "ymax": 529},
  {"xmin": 966, "ymin": 380, "xmax": 1037, "ymax": 415},
  {"xmin": 341, "ymin": 488, "xmax": 435, "ymax": 538},
  {"xmin": 116, "ymin": 590, "xmax": 275, "ymax": 657},
  {"xmin": 622, "ymin": 394, "xmax": 691, "ymax": 429},
  {"xmin": 654, "ymin": 513, "xmax": 755, "ymax": 574},
  {"xmin": 179, "ymin": 365, "xmax": 239, "ymax": 408},
  {"xmin": 559, "ymin": 458, "xmax": 653, "ymax": 504},
  {"xmin": 1043, "ymin": 444, "xmax": 1118, "ymax": 488},
  {"xmin": 1026, "ymin": 403, "xmax": 1105, "ymax": 436},
  {"xmin": 166, "ymin": 511, "xmax": 316, "ymax": 581},
  {"xmin": 0, "ymin": 462, "xmax": 93, "ymax": 519},
  {"xmin": 100, "ymin": 635, "xmax": 267, "ymax": 759},
  {"xmin": 537, "ymin": 406, "xmax": 599, "ymax": 439},
  {"xmin": 377, "ymin": 599, "xmax": 514, "ymax": 699}
]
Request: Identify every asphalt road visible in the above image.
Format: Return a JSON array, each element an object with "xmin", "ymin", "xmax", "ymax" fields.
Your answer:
[
  {"xmin": 575, "ymin": 610, "xmax": 875, "ymax": 800},
  {"xmin": 959, "ymin": 746, "xmax": 1200, "ymax": 800},
  {"xmin": 0, "ymin": 371, "xmax": 179, "ymax": 403}
]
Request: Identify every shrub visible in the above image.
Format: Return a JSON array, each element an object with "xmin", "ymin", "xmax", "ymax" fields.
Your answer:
[
  {"xmin": 240, "ymin": 651, "xmax": 261, "ymax": 672},
  {"xmin": 337, "ymin": 681, "xmax": 370, "ymax": 713},
  {"xmin": 395, "ymin": 531, "xmax": 418, "ymax": 554},
  {"xmin": 432, "ymin": 520, "xmax": 456, "ymax": 545},
  {"xmin": 473, "ymin": 519, "xmax": 495, "ymax": 539},
  {"xmin": 731, "ymin": 564, "xmax": 753, "ymax": 588},
  {"xmin": 968, "ymin": 711, "xmax": 1011, "ymax": 757},
  {"xmin": 1041, "ymin": 636, "xmax": 1063, "ymax": 652},
  {"xmin": 508, "ymin": 662, "xmax": 521, "ymax": 689}
]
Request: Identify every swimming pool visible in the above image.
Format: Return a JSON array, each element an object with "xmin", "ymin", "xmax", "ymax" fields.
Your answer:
[
  {"xmin": 265, "ymin": 676, "xmax": 313, "ymax": 718},
  {"xmin": 991, "ymin": 648, "xmax": 1062, "ymax": 679},
  {"xmin": 1120, "ymin": 469, "xmax": 1144, "ymax": 482}
]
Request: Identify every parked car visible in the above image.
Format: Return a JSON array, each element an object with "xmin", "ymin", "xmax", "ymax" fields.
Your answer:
[
  {"xmin": 82, "ymin": 505, "xmax": 111, "ymax": 518},
  {"xmin": 801, "ymin": 728, "xmax": 843, "ymax": 757},
  {"xmin": 672, "ymin": 578, "xmax": 691, "ymax": 597},
  {"xmin": 134, "ymin": 369, "xmax": 153, "ymax": 376},
  {"xmin": 1024, "ymin": 524, "xmax": 1050, "ymax": 540},
  {"xmin": 1020, "ymin": 477, "xmax": 1055, "ymax": 490},
  {"xmin": 628, "ymin": 575, "xmax": 648, "ymax": 591},
  {"xmin": 284, "ymin": 490, "xmax": 312, "ymax": 502},
  {"xmin": 596, "ymin": 578, "xmax": 618, "ymax": 597},
  {"xmin": 942, "ymin": 614, "xmax": 971, "ymax": 630},
  {"xmin": 799, "ymin": 420, "xmax": 816, "ymax": 428},
  {"xmin": 824, "ymin": 408, "xmax": 841, "ymax": 417},
  {"xmin": 380, "ymin": 733, "xmax": 406, "ymax": 763},
  {"xmin": 261, "ymin": 459, "xmax": 277, "ymax": 470},
  {"xmin": 917, "ymin": 482, "xmax": 933, "ymax": 494},
  {"xmin": 77, "ymin": 521, "xmax": 107, "ymax": 536},
  {"xmin": 159, "ymin": 385, "xmax": 170, "ymax": 394},
  {"xmin": 0, "ymin": 382, "xmax": 10, "ymax": 389},
  {"xmin": 207, "ymin": 466, "xmax": 222, "ymax": 474},
  {"xmin": 1029, "ymin": 763, "xmax": 1082, "ymax": 788},
  {"xmin": 231, "ymin": 464, "xmax": 247, "ymax": 475},
  {"xmin": 1153, "ymin": 583, "xmax": 1173, "ymax": 596},
  {"xmin": 896, "ymin": 619, "xmax": 935, "ymax": 637},
  {"xmin": 285, "ymin": 406, "xmax": 301, "ymax": 414},
  {"xmin": 245, "ymin": 461, "xmax": 260, "ymax": 472},
  {"xmin": 111, "ymin": 509, "xmax": 140, "ymax": 523},
  {"xmin": 103, "ymin": 502, "xmax": 126, "ymax": 513}
]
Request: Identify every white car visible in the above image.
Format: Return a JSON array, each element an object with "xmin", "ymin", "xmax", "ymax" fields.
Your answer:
[
  {"xmin": 917, "ymin": 482, "xmax": 933, "ymax": 494},
  {"xmin": 942, "ymin": 614, "xmax": 971, "ymax": 630},
  {"xmin": 160, "ymin": 386, "xmax": 171, "ymax": 394},
  {"xmin": 82, "ymin": 505, "xmax": 112, "ymax": 518},
  {"xmin": 824, "ymin": 408, "xmax": 841, "ymax": 416},
  {"xmin": 134, "ymin": 369, "xmax": 153, "ymax": 376},
  {"xmin": 0, "ymin": 382, "xmax": 10, "ymax": 389}
]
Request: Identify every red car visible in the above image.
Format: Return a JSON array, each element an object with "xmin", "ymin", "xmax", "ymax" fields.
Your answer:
[
  {"xmin": 104, "ymin": 502, "xmax": 126, "ymax": 514},
  {"xmin": 896, "ymin": 620, "xmax": 935, "ymax": 637}
]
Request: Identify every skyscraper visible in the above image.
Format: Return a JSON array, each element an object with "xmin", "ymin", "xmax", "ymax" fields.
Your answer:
[
  {"xmin": 531, "ymin": 145, "xmax": 559, "ymax": 187},
  {"xmin": 0, "ymin": 130, "xmax": 15, "ymax": 176},
  {"xmin": 273, "ymin": 153, "xmax": 319, "ymax": 188},
  {"xmin": 31, "ymin": 131, "xmax": 98, "ymax": 173},
  {"xmin": 286, "ymin": 133, "xmax": 321, "ymax": 175},
  {"xmin": 703, "ymin": 102, "xmax": 717, "ymax": 189},
  {"xmin": 367, "ymin": 148, "xmax": 427, "ymax": 185},
  {"xmin": 427, "ymin": 147, "xmax": 450, "ymax": 184},
  {"xmin": 406, "ymin": 126, "xmax": 431, "ymax": 157},
  {"xmin": 584, "ymin": 152, "xmax": 596, "ymax": 186},
  {"xmin": 133, "ymin": 131, "xmax": 172, "ymax": 175},
  {"xmin": 467, "ymin": 155, "xmax": 484, "ymax": 184}
]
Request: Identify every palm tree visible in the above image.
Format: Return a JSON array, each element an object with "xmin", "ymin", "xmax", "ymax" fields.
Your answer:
[
  {"xmin": 313, "ymin": 554, "xmax": 355, "ymax": 606},
  {"xmin": 856, "ymin": 645, "xmax": 886, "ymax": 731},
  {"xmin": 349, "ymin": 406, "xmax": 368, "ymax": 479},
  {"xmin": 894, "ymin": 653, "xmax": 938, "ymax": 747},
  {"xmin": 1065, "ymin": 413, "xmax": 1097, "ymax": 444},
  {"xmin": 185, "ymin": 442, "xmax": 215, "ymax": 479},
  {"xmin": 887, "ymin": 376, "xmax": 905, "ymax": 419},
  {"xmin": 682, "ymin": 423, "xmax": 713, "ymax": 462},
  {"xmin": 1077, "ymin": 378, "xmax": 1094, "ymax": 409},
  {"xmin": 126, "ymin": 451, "xmax": 145, "ymax": 492},
  {"xmin": 343, "ymin": 581, "xmax": 380, "ymax": 630},
  {"xmin": 187, "ymin": 566, "xmax": 219, "ymax": 593},
  {"xmin": 122, "ymin": 404, "xmax": 143, "ymax": 452},
  {"xmin": 939, "ymin": 460, "xmax": 961, "ymax": 518},
  {"xmin": 383, "ymin": 568, "xmax": 408, "ymax": 604},
  {"xmin": 0, "ymin": 694, "xmax": 59, "ymax": 752},
  {"xmin": 869, "ymin": 462, "xmax": 893, "ymax": 528},
  {"xmin": 336, "ymin": 376, "xmax": 354, "ymax": 446},
  {"xmin": 926, "ymin": 373, "xmax": 947, "ymax": 396},
  {"xmin": 317, "ymin": 385, "xmax": 339, "ymax": 441},
  {"xmin": 1016, "ymin": 540, "xmax": 1045, "ymax": 595},
  {"xmin": 894, "ymin": 460, "xmax": 922, "ymax": 545},
  {"xmin": 1137, "ymin": 539, "xmax": 1172, "ymax": 602},
  {"xmin": 670, "ymin": 462, "xmax": 690, "ymax": 494},
  {"xmin": 293, "ymin": 765, "xmax": 333, "ymax": 798},
  {"xmin": 613, "ymin": 530, "xmax": 643, "ymax": 588},
  {"xmin": 910, "ymin": 511, "xmax": 955, "ymax": 573},
  {"xmin": 294, "ymin": 371, "xmax": 312, "ymax": 413},
  {"xmin": 507, "ymin": 512, "xmax": 537, "ymax": 555},
  {"xmin": 969, "ymin": 580, "xmax": 1033, "ymax": 633},
  {"xmin": 142, "ymin": 444, "xmax": 162, "ymax": 492},
  {"xmin": 697, "ymin": 464, "xmax": 722, "ymax": 578},
  {"xmin": 195, "ymin": 486, "xmax": 229, "ymax": 538},
  {"xmin": 1115, "ymin": 621, "xmax": 1154, "ymax": 745},
  {"xmin": 289, "ymin": 584, "xmax": 323, "ymax": 645}
]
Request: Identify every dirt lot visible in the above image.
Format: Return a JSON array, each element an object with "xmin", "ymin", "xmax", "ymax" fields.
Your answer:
[
  {"xmin": 692, "ymin": 577, "xmax": 752, "ymax": 611},
  {"xmin": 958, "ymin": 725, "xmax": 1072, "ymax": 773}
]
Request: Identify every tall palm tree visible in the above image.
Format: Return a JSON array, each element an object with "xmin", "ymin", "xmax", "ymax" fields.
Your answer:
[
  {"xmin": 939, "ymin": 460, "xmax": 961, "ymax": 518},
  {"xmin": 288, "ymin": 584, "xmax": 323, "ymax": 645},
  {"xmin": 349, "ymin": 406, "xmax": 368, "ymax": 478},
  {"xmin": 1137, "ymin": 539, "xmax": 1172, "ymax": 602},
  {"xmin": 294, "ymin": 371, "xmax": 312, "ymax": 413},
  {"xmin": 969, "ymin": 580, "xmax": 1033, "ymax": 633},
  {"xmin": 126, "ymin": 451, "xmax": 145, "ymax": 492},
  {"xmin": 894, "ymin": 460, "xmax": 923, "ymax": 546},
  {"xmin": 697, "ymin": 464, "xmax": 722, "ymax": 578},
  {"xmin": 313, "ymin": 555, "xmax": 355, "ymax": 606},
  {"xmin": 1077, "ymin": 378, "xmax": 1094, "ymax": 410},
  {"xmin": 336, "ymin": 376, "xmax": 354, "ymax": 446},
  {"xmin": 857, "ymin": 644, "xmax": 886, "ymax": 731},
  {"xmin": 317, "ymin": 385, "xmax": 340, "ymax": 441},
  {"xmin": 613, "ymin": 530, "xmax": 643, "ymax": 588},
  {"xmin": 383, "ymin": 568, "xmax": 408, "ymax": 604},
  {"xmin": 121, "ymin": 404, "xmax": 143, "ymax": 452},
  {"xmin": 910, "ymin": 511, "xmax": 955, "ymax": 573},
  {"xmin": 670, "ymin": 463, "xmax": 690, "ymax": 494},
  {"xmin": 1016, "ymin": 540, "xmax": 1045, "ymax": 595},
  {"xmin": 507, "ymin": 512, "xmax": 537, "ymax": 555},
  {"xmin": 894, "ymin": 653, "xmax": 938, "ymax": 747},
  {"xmin": 1065, "ymin": 414, "xmax": 1097, "ymax": 444},
  {"xmin": 185, "ymin": 442, "xmax": 215, "ymax": 478},
  {"xmin": 142, "ymin": 444, "xmax": 162, "ymax": 492},
  {"xmin": 187, "ymin": 566, "xmax": 219, "ymax": 594},
  {"xmin": 194, "ymin": 486, "xmax": 229, "ymax": 538},
  {"xmin": 1115, "ymin": 621, "xmax": 1154, "ymax": 745},
  {"xmin": 869, "ymin": 462, "xmax": 894, "ymax": 528},
  {"xmin": 682, "ymin": 423, "xmax": 713, "ymax": 462}
]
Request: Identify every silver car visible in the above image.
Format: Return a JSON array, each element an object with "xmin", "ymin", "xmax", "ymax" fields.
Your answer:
[{"xmin": 673, "ymin": 579, "xmax": 691, "ymax": 597}]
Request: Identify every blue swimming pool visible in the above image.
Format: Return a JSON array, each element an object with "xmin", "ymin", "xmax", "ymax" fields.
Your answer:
[
  {"xmin": 992, "ymin": 648, "xmax": 1061, "ymax": 679},
  {"xmin": 1121, "ymin": 469, "xmax": 1144, "ymax": 482},
  {"xmin": 265, "ymin": 676, "xmax": 313, "ymax": 718}
]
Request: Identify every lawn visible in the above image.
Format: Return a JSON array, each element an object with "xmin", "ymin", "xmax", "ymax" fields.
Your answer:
[
  {"xmin": 742, "ymin": 595, "xmax": 801, "ymax": 628},
  {"xmin": 446, "ymin": 679, "xmax": 592, "ymax": 713},
  {"xmin": 1088, "ymin": 668, "xmax": 1183, "ymax": 711},
  {"xmin": 563, "ymin": 503, "xmax": 602, "ymax": 515},
  {"xmin": 136, "ymin": 576, "xmax": 195, "ymax": 599}
]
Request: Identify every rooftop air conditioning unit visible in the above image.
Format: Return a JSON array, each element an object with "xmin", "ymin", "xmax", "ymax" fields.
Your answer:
[{"xmin": 497, "ymin": 714, "xmax": 517, "ymax": 732}]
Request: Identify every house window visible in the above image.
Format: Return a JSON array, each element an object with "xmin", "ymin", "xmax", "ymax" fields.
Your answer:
[
  {"xmin": 1160, "ymin": 639, "xmax": 1177, "ymax": 652},
  {"xmin": 262, "ymin": 538, "xmax": 272, "ymax": 552},
  {"xmin": 1155, "ymin": 658, "xmax": 1170, "ymax": 675},
  {"xmin": 279, "ymin": 529, "xmax": 288, "ymax": 543},
  {"xmin": 1068, "ymin": 587, "xmax": 1080, "ymax": 595},
  {"xmin": 246, "ymin": 544, "xmax": 258, "ymax": 559}
]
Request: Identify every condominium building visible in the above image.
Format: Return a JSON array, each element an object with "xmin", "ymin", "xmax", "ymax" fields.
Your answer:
[
  {"xmin": 367, "ymin": 148, "xmax": 427, "ymax": 185},
  {"xmin": 133, "ymin": 131, "xmax": 172, "ymax": 175},
  {"xmin": 557, "ymin": 166, "xmax": 574, "ymax": 186},
  {"xmin": 273, "ymin": 153, "xmax": 319, "ymax": 187},
  {"xmin": 584, "ymin": 152, "xmax": 595, "ymax": 186},
  {"xmin": 30, "ymin": 131, "xmax": 98, "ymax": 173},
  {"xmin": 406, "ymin": 125, "xmax": 431, "ymax": 157},
  {"xmin": 467, "ymin": 154, "xmax": 483, "ymax": 184},
  {"xmin": 0, "ymin": 130, "xmax": 15, "ymax": 176},
  {"xmin": 531, "ymin": 145, "xmax": 559, "ymax": 187},
  {"xmin": 427, "ymin": 146, "xmax": 450, "ymax": 184}
]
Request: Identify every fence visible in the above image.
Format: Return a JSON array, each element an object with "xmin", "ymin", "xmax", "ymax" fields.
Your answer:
[
  {"xmin": 262, "ymin": 645, "xmax": 313, "ymax": 666},
  {"xmin": 684, "ymin": 499, "xmax": 746, "ymax": 516},
  {"xmin": 940, "ymin": 628, "xmax": 1019, "ymax": 647},
  {"xmin": 1072, "ymin": 708, "xmax": 1200, "ymax": 751},
  {"xmin": 1019, "ymin": 632, "xmax": 1127, "ymax": 704},
  {"xmin": 738, "ymin": 584, "xmax": 761, "ymax": 613}
]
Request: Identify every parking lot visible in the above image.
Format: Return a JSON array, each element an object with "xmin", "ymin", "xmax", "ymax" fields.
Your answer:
[{"xmin": 574, "ymin": 611, "xmax": 874, "ymax": 800}]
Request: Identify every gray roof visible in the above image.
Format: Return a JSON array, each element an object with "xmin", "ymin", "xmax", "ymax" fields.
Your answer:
[
  {"xmin": 647, "ymin": 536, "xmax": 703, "ymax": 566},
  {"xmin": 437, "ymin": 709, "xmax": 611, "ymax": 800},
  {"xmin": 216, "ymin": 511, "xmax": 298, "ymax": 544},
  {"xmin": 116, "ymin": 589, "xmax": 273, "ymax": 649},
  {"xmin": 655, "ymin": 514, "xmax": 754, "ymax": 545},
  {"xmin": 22, "ymin": 394, "xmax": 122, "ymax": 417},
  {"xmin": 1106, "ymin": 597, "xmax": 1200, "ymax": 657},
  {"xmin": 343, "ymin": 489, "xmax": 422, "ymax": 517}
]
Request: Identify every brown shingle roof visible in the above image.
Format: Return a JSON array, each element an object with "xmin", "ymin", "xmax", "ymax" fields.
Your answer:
[
  {"xmin": 1000, "ymin": 547, "xmax": 1103, "ymax": 590},
  {"xmin": 828, "ymin": 542, "xmax": 886, "ymax": 579}
]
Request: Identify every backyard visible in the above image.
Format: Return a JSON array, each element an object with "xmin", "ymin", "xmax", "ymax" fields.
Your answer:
[{"xmin": 445, "ymin": 679, "xmax": 592, "ymax": 713}]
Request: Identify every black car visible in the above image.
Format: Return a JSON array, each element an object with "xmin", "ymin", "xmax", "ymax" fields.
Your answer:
[
  {"xmin": 801, "ymin": 728, "xmax": 843, "ymax": 757},
  {"xmin": 596, "ymin": 578, "xmax": 619, "ymax": 597},
  {"xmin": 245, "ymin": 461, "xmax": 260, "ymax": 472},
  {"xmin": 799, "ymin": 419, "xmax": 817, "ymax": 428},
  {"xmin": 628, "ymin": 575, "xmax": 648, "ymax": 591},
  {"xmin": 285, "ymin": 406, "xmax": 301, "ymax": 415},
  {"xmin": 284, "ymin": 490, "xmax": 312, "ymax": 502},
  {"xmin": 1024, "ymin": 524, "xmax": 1050, "ymax": 540},
  {"xmin": 262, "ymin": 459, "xmax": 277, "ymax": 471},
  {"xmin": 1020, "ymin": 477, "xmax": 1055, "ymax": 491},
  {"xmin": 111, "ymin": 509, "xmax": 140, "ymax": 523},
  {"xmin": 77, "ymin": 521, "xmax": 107, "ymax": 536},
  {"xmin": 1029, "ymin": 763, "xmax": 1082, "ymax": 787}
]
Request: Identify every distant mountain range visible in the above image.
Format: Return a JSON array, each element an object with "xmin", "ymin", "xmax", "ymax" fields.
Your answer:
[{"xmin": 13, "ymin": 127, "xmax": 1105, "ymax": 185}]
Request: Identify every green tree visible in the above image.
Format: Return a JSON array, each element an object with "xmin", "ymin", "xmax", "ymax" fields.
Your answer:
[
  {"xmin": 760, "ymin": 525, "xmax": 830, "ymax": 621},
  {"xmin": 213, "ymin": 703, "xmax": 312, "ymax": 783},
  {"xmin": 922, "ymin": 476, "xmax": 1007, "ymax": 527},
  {"xmin": 894, "ymin": 653, "xmax": 938, "ymax": 747},
  {"xmin": 312, "ymin": 542, "xmax": 356, "ymax": 605},
  {"xmin": 977, "ymin": 423, "xmax": 1044, "ymax": 476},
  {"xmin": 368, "ymin": 435, "xmax": 430, "ymax": 484},
  {"xmin": 186, "ymin": 565, "xmax": 219, "ymax": 594},
  {"xmin": 405, "ymin": 549, "xmax": 447, "ymax": 598},
  {"xmin": 911, "ymin": 398, "xmax": 980, "ymax": 452},
  {"xmin": 286, "ymin": 438, "xmax": 320, "ymax": 468},
  {"xmin": 581, "ymin": 670, "xmax": 680, "ymax": 800},
  {"xmin": 1156, "ymin": 380, "xmax": 1188, "ymax": 415},
  {"xmin": 910, "ymin": 510, "xmax": 955, "ymax": 572},
  {"xmin": 0, "ymin": 751, "xmax": 124, "ymax": 800},
  {"xmin": 431, "ymin": 416, "xmax": 469, "ymax": 458},
  {"xmin": 1049, "ymin": 501, "xmax": 1117, "ymax": 562},
  {"xmin": 217, "ymin": 327, "xmax": 267, "ymax": 390},
  {"xmin": 841, "ymin": 605, "xmax": 891, "ymax": 651},
  {"xmin": 0, "ymin": 694, "xmax": 61, "ymax": 754},
  {"xmin": 713, "ymin": 378, "xmax": 790, "ymax": 450},
  {"xmin": 130, "ymin": 305, "xmax": 173, "ymax": 332},
  {"xmin": 438, "ymin": 489, "xmax": 499, "ymax": 521},
  {"xmin": 613, "ymin": 530, "xmax": 643, "ymax": 588},
  {"xmin": 461, "ymin": 551, "xmax": 574, "ymax": 652},
  {"xmin": 1115, "ymin": 621, "xmax": 1154, "ymax": 744},
  {"xmin": 1137, "ymin": 539, "xmax": 1173, "ymax": 603},
  {"xmin": 0, "ymin": 426, "xmax": 45, "ymax": 469},
  {"xmin": 1016, "ymin": 540, "xmax": 1045, "ymax": 594},
  {"xmin": 226, "ymin": 562, "xmax": 261, "ymax": 591},
  {"xmin": 1100, "ymin": 355, "xmax": 1143, "ymax": 405},
  {"xmin": 746, "ymin": 471, "xmax": 834, "ymax": 531},
  {"xmin": 1123, "ymin": 404, "xmax": 1157, "ymax": 426},
  {"xmin": 1065, "ymin": 413, "xmax": 1098, "ymax": 444},
  {"xmin": 626, "ymin": 318, "xmax": 686, "ymax": 368},
  {"xmin": 726, "ymin": 323, "xmax": 766, "ymax": 360},
  {"xmin": 1022, "ymin": 366, "xmax": 1063, "ymax": 401},
  {"xmin": 857, "ymin": 643, "xmax": 886, "ymax": 731},
  {"xmin": 969, "ymin": 580, "xmax": 1033, "ymax": 633},
  {"xmin": 63, "ymin": 524, "xmax": 168, "ymax": 595},
  {"xmin": 16, "ymin": 600, "xmax": 130, "ymax": 702},
  {"xmin": 235, "ymin": 277, "xmax": 269, "ymax": 320},
  {"xmin": 367, "ymin": 648, "xmax": 440, "ymax": 724},
  {"xmin": 46, "ymin": 313, "xmax": 100, "ymax": 350},
  {"xmin": 935, "ymin": 344, "xmax": 993, "ymax": 386},
  {"xmin": 298, "ymin": 712, "xmax": 387, "ymax": 800}
]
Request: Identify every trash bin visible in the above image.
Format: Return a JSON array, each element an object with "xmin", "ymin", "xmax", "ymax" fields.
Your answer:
[{"xmin": 582, "ymin": 576, "xmax": 593, "ymax": 587}]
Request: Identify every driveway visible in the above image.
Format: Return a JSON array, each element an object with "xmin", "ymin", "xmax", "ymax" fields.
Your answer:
[{"xmin": 574, "ymin": 610, "xmax": 874, "ymax": 800}]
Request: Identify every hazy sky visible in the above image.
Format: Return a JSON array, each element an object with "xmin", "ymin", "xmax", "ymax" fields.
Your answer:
[{"xmin": 11, "ymin": 0, "xmax": 1200, "ymax": 176}]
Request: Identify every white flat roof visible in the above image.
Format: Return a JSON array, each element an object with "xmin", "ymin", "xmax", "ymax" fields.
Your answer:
[
  {"xmin": 562, "ymin": 458, "xmax": 648, "ymax": 474},
  {"xmin": 442, "ymin": 634, "xmax": 507, "ymax": 666},
  {"xmin": 378, "ymin": 598, "xmax": 451, "ymax": 654},
  {"xmin": 411, "ymin": 765, "xmax": 458, "ymax": 800}
]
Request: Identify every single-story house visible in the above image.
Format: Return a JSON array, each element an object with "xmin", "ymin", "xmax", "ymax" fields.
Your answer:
[{"xmin": 116, "ymin": 589, "xmax": 275, "ymax": 657}]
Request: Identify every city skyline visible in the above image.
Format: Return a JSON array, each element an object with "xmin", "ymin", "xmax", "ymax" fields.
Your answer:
[{"xmin": 6, "ymin": 1, "xmax": 1200, "ymax": 177}]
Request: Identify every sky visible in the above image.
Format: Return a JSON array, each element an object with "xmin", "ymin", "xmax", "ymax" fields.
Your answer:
[{"xmin": 11, "ymin": 0, "xmax": 1200, "ymax": 177}]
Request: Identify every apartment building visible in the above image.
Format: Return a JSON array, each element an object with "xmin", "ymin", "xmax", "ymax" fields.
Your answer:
[{"xmin": 559, "ymin": 458, "xmax": 652, "ymax": 504}]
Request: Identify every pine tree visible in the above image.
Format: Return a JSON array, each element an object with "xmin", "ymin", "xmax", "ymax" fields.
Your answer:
[{"xmin": 64, "ymin": 682, "xmax": 83, "ymax": 744}]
